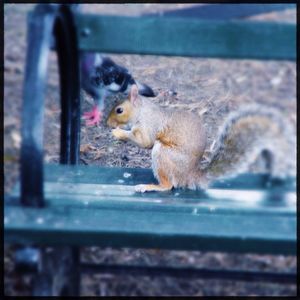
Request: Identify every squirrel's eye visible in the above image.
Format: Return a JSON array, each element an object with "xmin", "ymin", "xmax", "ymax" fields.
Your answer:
[{"xmin": 116, "ymin": 107, "xmax": 123, "ymax": 114}]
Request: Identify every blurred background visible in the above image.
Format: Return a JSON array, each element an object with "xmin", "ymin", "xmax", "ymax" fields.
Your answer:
[{"xmin": 4, "ymin": 4, "xmax": 296, "ymax": 296}]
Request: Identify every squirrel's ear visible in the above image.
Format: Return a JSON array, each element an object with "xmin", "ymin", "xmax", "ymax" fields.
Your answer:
[{"xmin": 129, "ymin": 84, "xmax": 139, "ymax": 105}]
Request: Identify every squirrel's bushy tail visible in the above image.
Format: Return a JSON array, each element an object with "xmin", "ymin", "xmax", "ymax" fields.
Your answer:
[{"xmin": 199, "ymin": 105, "xmax": 296, "ymax": 184}]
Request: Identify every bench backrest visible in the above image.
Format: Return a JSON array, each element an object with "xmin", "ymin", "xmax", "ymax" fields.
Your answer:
[
  {"xmin": 75, "ymin": 13, "xmax": 296, "ymax": 60},
  {"xmin": 19, "ymin": 4, "xmax": 296, "ymax": 207}
]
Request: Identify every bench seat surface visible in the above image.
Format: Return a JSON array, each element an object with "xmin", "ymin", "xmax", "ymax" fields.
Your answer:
[{"xmin": 4, "ymin": 164, "xmax": 296, "ymax": 254}]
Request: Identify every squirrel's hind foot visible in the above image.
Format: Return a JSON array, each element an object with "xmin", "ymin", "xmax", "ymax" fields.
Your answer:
[{"xmin": 135, "ymin": 184, "xmax": 173, "ymax": 193}]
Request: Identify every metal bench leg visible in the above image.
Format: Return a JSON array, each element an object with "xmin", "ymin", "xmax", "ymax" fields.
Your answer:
[
  {"xmin": 20, "ymin": 4, "xmax": 81, "ymax": 296},
  {"xmin": 50, "ymin": 4, "xmax": 81, "ymax": 296},
  {"xmin": 32, "ymin": 247, "xmax": 80, "ymax": 296}
]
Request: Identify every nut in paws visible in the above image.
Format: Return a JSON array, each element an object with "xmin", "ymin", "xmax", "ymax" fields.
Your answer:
[{"xmin": 112, "ymin": 128, "xmax": 126, "ymax": 140}]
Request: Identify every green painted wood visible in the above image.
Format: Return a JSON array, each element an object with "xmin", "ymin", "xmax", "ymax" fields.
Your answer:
[
  {"xmin": 4, "ymin": 165, "xmax": 296, "ymax": 254},
  {"xmin": 76, "ymin": 14, "xmax": 296, "ymax": 60},
  {"xmin": 9, "ymin": 165, "xmax": 296, "ymax": 215},
  {"xmin": 4, "ymin": 203, "xmax": 296, "ymax": 254},
  {"xmin": 9, "ymin": 182, "xmax": 296, "ymax": 216},
  {"xmin": 42, "ymin": 164, "xmax": 296, "ymax": 191},
  {"xmin": 143, "ymin": 4, "xmax": 297, "ymax": 20}
]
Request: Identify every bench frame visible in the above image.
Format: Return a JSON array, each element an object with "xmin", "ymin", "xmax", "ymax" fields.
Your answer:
[
  {"xmin": 5, "ymin": 4, "xmax": 296, "ymax": 296},
  {"xmin": 18, "ymin": 4, "xmax": 81, "ymax": 295}
]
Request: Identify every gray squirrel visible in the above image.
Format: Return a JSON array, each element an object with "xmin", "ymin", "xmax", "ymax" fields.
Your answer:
[{"xmin": 107, "ymin": 85, "xmax": 296, "ymax": 192}]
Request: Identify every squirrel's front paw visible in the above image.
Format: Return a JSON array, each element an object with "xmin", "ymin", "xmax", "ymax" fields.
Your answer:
[{"xmin": 112, "ymin": 127, "xmax": 127, "ymax": 140}]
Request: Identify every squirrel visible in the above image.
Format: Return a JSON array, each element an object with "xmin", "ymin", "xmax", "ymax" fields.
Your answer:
[{"xmin": 107, "ymin": 84, "xmax": 296, "ymax": 193}]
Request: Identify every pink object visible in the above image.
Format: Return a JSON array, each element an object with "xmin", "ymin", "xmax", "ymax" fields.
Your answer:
[{"xmin": 83, "ymin": 105, "xmax": 102, "ymax": 126}]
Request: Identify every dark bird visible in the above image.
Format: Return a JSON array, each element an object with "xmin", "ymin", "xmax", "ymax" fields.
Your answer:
[{"xmin": 80, "ymin": 52, "xmax": 155, "ymax": 126}]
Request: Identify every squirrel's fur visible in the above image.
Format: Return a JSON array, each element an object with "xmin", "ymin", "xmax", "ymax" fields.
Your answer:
[{"xmin": 107, "ymin": 85, "xmax": 296, "ymax": 192}]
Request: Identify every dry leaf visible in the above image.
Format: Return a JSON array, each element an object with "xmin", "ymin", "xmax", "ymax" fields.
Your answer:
[
  {"xmin": 80, "ymin": 144, "xmax": 92, "ymax": 153},
  {"xmin": 93, "ymin": 149, "xmax": 105, "ymax": 160},
  {"xmin": 80, "ymin": 143, "xmax": 98, "ymax": 154},
  {"xmin": 89, "ymin": 145, "xmax": 97, "ymax": 151}
]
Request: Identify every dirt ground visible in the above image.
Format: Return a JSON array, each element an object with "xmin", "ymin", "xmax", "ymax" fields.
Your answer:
[{"xmin": 4, "ymin": 4, "xmax": 297, "ymax": 296}]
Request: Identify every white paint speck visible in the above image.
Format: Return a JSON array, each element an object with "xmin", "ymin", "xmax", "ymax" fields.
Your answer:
[
  {"xmin": 174, "ymin": 192, "xmax": 180, "ymax": 197},
  {"xmin": 209, "ymin": 206, "xmax": 216, "ymax": 212},
  {"xmin": 118, "ymin": 179, "xmax": 125, "ymax": 184},
  {"xmin": 36, "ymin": 217, "xmax": 44, "ymax": 224},
  {"xmin": 123, "ymin": 172, "xmax": 132, "ymax": 178},
  {"xmin": 192, "ymin": 208, "xmax": 198, "ymax": 215}
]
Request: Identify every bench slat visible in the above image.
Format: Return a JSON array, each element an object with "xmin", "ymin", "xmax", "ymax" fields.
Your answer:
[
  {"xmin": 77, "ymin": 15, "xmax": 296, "ymax": 60},
  {"xmin": 4, "ymin": 203, "xmax": 296, "ymax": 254},
  {"xmin": 9, "ymin": 165, "xmax": 296, "ymax": 215},
  {"xmin": 9, "ymin": 182, "xmax": 296, "ymax": 216},
  {"xmin": 143, "ymin": 4, "xmax": 296, "ymax": 20},
  {"xmin": 5, "ymin": 165, "xmax": 296, "ymax": 254},
  {"xmin": 43, "ymin": 164, "xmax": 296, "ymax": 191}
]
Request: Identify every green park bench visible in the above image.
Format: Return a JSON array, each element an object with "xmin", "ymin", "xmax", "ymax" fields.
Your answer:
[{"xmin": 4, "ymin": 4, "xmax": 296, "ymax": 296}]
